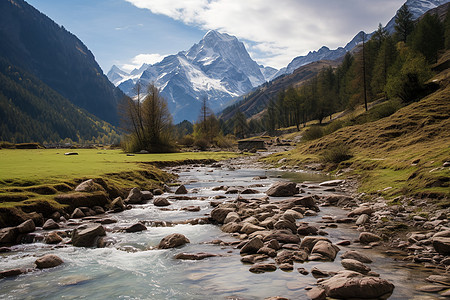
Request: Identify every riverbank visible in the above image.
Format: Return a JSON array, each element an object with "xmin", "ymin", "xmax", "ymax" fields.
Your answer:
[{"xmin": 0, "ymin": 149, "xmax": 240, "ymax": 228}]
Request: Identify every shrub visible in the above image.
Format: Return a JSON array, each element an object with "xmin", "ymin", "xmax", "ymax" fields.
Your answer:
[
  {"xmin": 302, "ymin": 126, "xmax": 324, "ymax": 141},
  {"xmin": 321, "ymin": 144, "xmax": 353, "ymax": 164},
  {"xmin": 215, "ymin": 135, "xmax": 235, "ymax": 149},
  {"xmin": 179, "ymin": 135, "xmax": 195, "ymax": 147},
  {"xmin": 194, "ymin": 138, "xmax": 209, "ymax": 151},
  {"xmin": 324, "ymin": 120, "xmax": 345, "ymax": 135}
]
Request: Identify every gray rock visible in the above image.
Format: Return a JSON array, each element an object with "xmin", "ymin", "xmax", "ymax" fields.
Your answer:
[
  {"xmin": 348, "ymin": 207, "xmax": 374, "ymax": 217},
  {"xmin": 72, "ymin": 224, "xmax": 106, "ymax": 247},
  {"xmin": 297, "ymin": 224, "xmax": 318, "ymax": 236},
  {"xmin": 249, "ymin": 263, "xmax": 277, "ymax": 273},
  {"xmin": 142, "ymin": 191, "xmax": 154, "ymax": 200},
  {"xmin": 0, "ymin": 268, "xmax": 25, "ymax": 278},
  {"xmin": 158, "ymin": 233, "xmax": 190, "ymax": 249},
  {"xmin": 153, "ymin": 197, "xmax": 171, "ymax": 207},
  {"xmin": 210, "ymin": 207, "xmax": 235, "ymax": 223},
  {"xmin": 43, "ymin": 219, "xmax": 60, "ymax": 230},
  {"xmin": 356, "ymin": 214, "xmax": 370, "ymax": 226},
  {"xmin": 221, "ymin": 222, "xmax": 242, "ymax": 233},
  {"xmin": 300, "ymin": 236, "xmax": 331, "ymax": 252},
  {"xmin": 110, "ymin": 197, "xmax": 125, "ymax": 212},
  {"xmin": 45, "ymin": 231, "xmax": 63, "ymax": 244},
  {"xmin": 341, "ymin": 250, "xmax": 373, "ymax": 263},
  {"xmin": 174, "ymin": 252, "xmax": 218, "ymax": 260},
  {"xmin": 35, "ymin": 254, "xmax": 64, "ymax": 269},
  {"xmin": 224, "ymin": 212, "xmax": 241, "ymax": 224},
  {"xmin": 311, "ymin": 240, "xmax": 339, "ymax": 261},
  {"xmin": 240, "ymin": 237, "xmax": 264, "ymax": 254},
  {"xmin": 359, "ymin": 232, "xmax": 381, "ymax": 244},
  {"xmin": 264, "ymin": 231, "xmax": 301, "ymax": 244},
  {"xmin": 75, "ymin": 179, "xmax": 105, "ymax": 193},
  {"xmin": 17, "ymin": 219, "xmax": 35, "ymax": 234},
  {"xmin": 125, "ymin": 223, "xmax": 147, "ymax": 233},
  {"xmin": 125, "ymin": 187, "xmax": 145, "ymax": 204},
  {"xmin": 341, "ymin": 258, "xmax": 371, "ymax": 274},
  {"xmin": 71, "ymin": 208, "xmax": 85, "ymax": 219},
  {"xmin": 266, "ymin": 182, "xmax": 298, "ymax": 197},
  {"xmin": 432, "ymin": 237, "xmax": 450, "ymax": 255},
  {"xmin": 317, "ymin": 270, "xmax": 394, "ymax": 299},
  {"xmin": 0, "ymin": 227, "xmax": 19, "ymax": 244},
  {"xmin": 175, "ymin": 185, "xmax": 188, "ymax": 194}
]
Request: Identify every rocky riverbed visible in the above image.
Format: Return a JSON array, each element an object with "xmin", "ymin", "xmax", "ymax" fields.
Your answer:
[{"xmin": 0, "ymin": 153, "xmax": 449, "ymax": 299}]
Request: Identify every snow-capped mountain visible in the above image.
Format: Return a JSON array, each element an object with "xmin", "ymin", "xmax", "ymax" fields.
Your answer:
[
  {"xmin": 385, "ymin": 0, "xmax": 450, "ymax": 33},
  {"xmin": 274, "ymin": 0, "xmax": 449, "ymax": 79},
  {"xmin": 108, "ymin": 30, "xmax": 277, "ymax": 123}
]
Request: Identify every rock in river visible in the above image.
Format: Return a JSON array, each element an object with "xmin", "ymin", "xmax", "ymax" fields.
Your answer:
[
  {"xmin": 72, "ymin": 224, "xmax": 106, "ymax": 247},
  {"xmin": 312, "ymin": 270, "xmax": 394, "ymax": 300},
  {"xmin": 266, "ymin": 182, "xmax": 298, "ymax": 197},
  {"xmin": 158, "ymin": 233, "xmax": 190, "ymax": 249},
  {"xmin": 35, "ymin": 254, "xmax": 64, "ymax": 269}
]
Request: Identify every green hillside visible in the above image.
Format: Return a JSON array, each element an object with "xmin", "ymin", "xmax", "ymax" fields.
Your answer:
[{"xmin": 0, "ymin": 57, "xmax": 120, "ymax": 144}]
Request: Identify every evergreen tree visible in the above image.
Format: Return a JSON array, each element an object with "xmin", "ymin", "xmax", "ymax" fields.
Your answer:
[
  {"xmin": 411, "ymin": 13, "xmax": 445, "ymax": 63},
  {"xmin": 395, "ymin": 4, "xmax": 414, "ymax": 43}
]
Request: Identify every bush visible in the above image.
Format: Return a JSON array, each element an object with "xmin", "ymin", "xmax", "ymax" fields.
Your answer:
[
  {"xmin": 324, "ymin": 120, "xmax": 345, "ymax": 135},
  {"xmin": 215, "ymin": 135, "xmax": 235, "ymax": 149},
  {"xmin": 194, "ymin": 138, "xmax": 209, "ymax": 151},
  {"xmin": 349, "ymin": 99, "xmax": 402, "ymax": 125},
  {"xmin": 179, "ymin": 135, "xmax": 195, "ymax": 147},
  {"xmin": 321, "ymin": 144, "xmax": 353, "ymax": 164},
  {"xmin": 302, "ymin": 126, "xmax": 324, "ymax": 141}
]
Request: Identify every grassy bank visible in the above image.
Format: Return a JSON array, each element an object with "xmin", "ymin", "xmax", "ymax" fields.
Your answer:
[
  {"xmin": 0, "ymin": 149, "xmax": 240, "ymax": 227},
  {"xmin": 263, "ymin": 75, "xmax": 450, "ymax": 202}
]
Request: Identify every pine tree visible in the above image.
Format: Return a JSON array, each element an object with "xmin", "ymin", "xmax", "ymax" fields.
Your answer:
[
  {"xmin": 395, "ymin": 4, "xmax": 414, "ymax": 43},
  {"xmin": 411, "ymin": 13, "xmax": 445, "ymax": 63}
]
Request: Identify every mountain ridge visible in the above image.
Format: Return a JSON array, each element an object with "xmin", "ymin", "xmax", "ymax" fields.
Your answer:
[
  {"xmin": 108, "ymin": 30, "xmax": 277, "ymax": 123},
  {"xmin": 0, "ymin": 0, "xmax": 124, "ymax": 125}
]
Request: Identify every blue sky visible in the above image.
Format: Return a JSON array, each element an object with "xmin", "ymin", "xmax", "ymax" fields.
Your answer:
[{"xmin": 28, "ymin": 0, "xmax": 405, "ymax": 73}]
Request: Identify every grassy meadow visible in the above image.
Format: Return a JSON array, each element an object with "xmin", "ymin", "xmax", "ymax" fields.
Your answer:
[{"xmin": 0, "ymin": 149, "xmax": 239, "ymax": 186}]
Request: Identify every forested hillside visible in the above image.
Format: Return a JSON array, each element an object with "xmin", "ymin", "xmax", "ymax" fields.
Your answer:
[
  {"xmin": 0, "ymin": 57, "xmax": 120, "ymax": 144},
  {"xmin": 0, "ymin": 0, "xmax": 124, "ymax": 125}
]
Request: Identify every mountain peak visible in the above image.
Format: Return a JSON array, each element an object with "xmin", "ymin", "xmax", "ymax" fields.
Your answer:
[{"xmin": 203, "ymin": 30, "xmax": 236, "ymax": 43}]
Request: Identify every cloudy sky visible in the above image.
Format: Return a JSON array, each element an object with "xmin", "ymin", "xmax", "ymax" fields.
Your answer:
[{"xmin": 28, "ymin": 0, "xmax": 405, "ymax": 72}]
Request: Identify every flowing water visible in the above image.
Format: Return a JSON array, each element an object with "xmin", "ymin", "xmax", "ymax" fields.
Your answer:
[{"xmin": 0, "ymin": 165, "xmax": 444, "ymax": 299}]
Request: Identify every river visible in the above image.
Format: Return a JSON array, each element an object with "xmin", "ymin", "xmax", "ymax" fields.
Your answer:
[{"xmin": 0, "ymin": 164, "xmax": 443, "ymax": 299}]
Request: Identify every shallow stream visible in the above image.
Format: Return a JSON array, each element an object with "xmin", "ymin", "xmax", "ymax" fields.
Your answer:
[{"xmin": 0, "ymin": 165, "xmax": 443, "ymax": 299}]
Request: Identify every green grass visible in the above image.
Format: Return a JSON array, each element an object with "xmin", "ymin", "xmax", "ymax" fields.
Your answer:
[
  {"xmin": 0, "ymin": 149, "xmax": 239, "ymax": 185},
  {"xmin": 0, "ymin": 149, "xmax": 241, "ymax": 227},
  {"xmin": 263, "ymin": 75, "xmax": 450, "ymax": 200}
]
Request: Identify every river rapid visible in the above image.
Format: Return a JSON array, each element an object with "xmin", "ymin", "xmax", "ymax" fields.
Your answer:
[{"xmin": 0, "ymin": 161, "xmax": 444, "ymax": 299}]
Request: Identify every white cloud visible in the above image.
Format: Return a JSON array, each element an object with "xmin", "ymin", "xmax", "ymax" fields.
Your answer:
[
  {"xmin": 124, "ymin": 0, "xmax": 404, "ymax": 68},
  {"xmin": 120, "ymin": 53, "xmax": 166, "ymax": 72}
]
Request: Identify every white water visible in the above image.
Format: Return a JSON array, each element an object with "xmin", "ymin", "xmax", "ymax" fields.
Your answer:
[{"xmin": 0, "ymin": 166, "xmax": 442, "ymax": 299}]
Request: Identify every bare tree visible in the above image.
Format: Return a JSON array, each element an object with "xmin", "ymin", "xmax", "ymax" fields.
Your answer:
[{"xmin": 120, "ymin": 83, "xmax": 174, "ymax": 152}]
